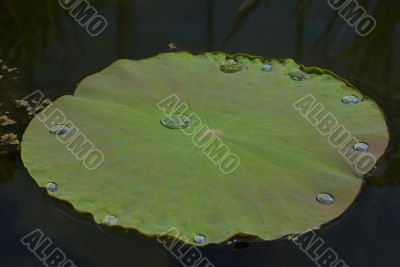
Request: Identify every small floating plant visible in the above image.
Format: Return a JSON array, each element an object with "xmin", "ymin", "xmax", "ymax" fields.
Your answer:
[{"xmin": 21, "ymin": 52, "xmax": 388, "ymax": 245}]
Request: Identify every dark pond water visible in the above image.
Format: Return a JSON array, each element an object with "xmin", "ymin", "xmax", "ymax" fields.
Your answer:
[{"xmin": 1, "ymin": 0, "xmax": 399, "ymax": 266}]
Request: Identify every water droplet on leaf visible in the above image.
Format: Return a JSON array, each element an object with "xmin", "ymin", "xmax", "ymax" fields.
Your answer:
[
  {"xmin": 353, "ymin": 142, "xmax": 369, "ymax": 152},
  {"xmin": 342, "ymin": 95, "xmax": 359, "ymax": 104},
  {"xmin": 289, "ymin": 70, "xmax": 306, "ymax": 81},
  {"xmin": 46, "ymin": 182, "xmax": 58, "ymax": 192},
  {"xmin": 316, "ymin": 193, "xmax": 335, "ymax": 205},
  {"xmin": 49, "ymin": 124, "xmax": 71, "ymax": 135},
  {"xmin": 262, "ymin": 64, "xmax": 273, "ymax": 72},
  {"xmin": 220, "ymin": 59, "xmax": 243, "ymax": 73},
  {"xmin": 102, "ymin": 215, "xmax": 118, "ymax": 226},
  {"xmin": 161, "ymin": 114, "xmax": 191, "ymax": 129},
  {"xmin": 193, "ymin": 234, "xmax": 207, "ymax": 244}
]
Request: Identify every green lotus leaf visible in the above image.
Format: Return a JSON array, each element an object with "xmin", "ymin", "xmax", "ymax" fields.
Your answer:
[{"xmin": 21, "ymin": 52, "xmax": 388, "ymax": 245}]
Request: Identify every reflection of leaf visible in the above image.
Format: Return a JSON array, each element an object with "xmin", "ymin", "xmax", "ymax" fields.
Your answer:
[
  {"xmin": 238, "ymin": 0, "xmax": 259, "ymax": 12},
  {"xmin": 0, "ymin": 158, "xmax": 16, "ymax": 183},
  {"xmin": 313, "ymin": 1, "xmax": 400, "ymax": 85},
  {"xmin": 312, "ymin": 13, "xmax": 342, "ymax": 50},
  {"xmin": 224, "ymin": 0, "xmax": 266, "ymax": 42},
  {"xmin": 291, "ymin": 0, "xmax": 312, "ymax": 59},
  {"xmin": 22, "ymin": 52, "xmax": 388, "ymax": 245},
  {"xmin": 343, "ymin": 1, "xmax": 399, "ymax": 81},
  {"xmin": 0, "ymin": 0, "xmax": 58, "ymax": 62},
  {"xmin": 290, "ymin": 0, "xmax": 312, "ymax": 18}
]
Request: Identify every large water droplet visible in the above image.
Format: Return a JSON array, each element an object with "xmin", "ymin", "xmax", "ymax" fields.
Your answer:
[
  {"xmin": 49, "ymin": 124, "xmax": 71, "ymax": 135},
  {"xmin": 316, "ymin": 193, "xmax": 335, "ymax": 205},
  {"xmin": 102, "ymin": 215, "xmax": 118, "ymax": 226},
  {"xmin": 353, "ymin": 142, "xmax": 369, "ymax": 152},
  {"xmin": 46, "ymin": 182, "xmax": 58, "ymax": 192},
  {"xmin": 220, "ymin": 59, "xmax": 243, "ymax": 73},
  {"xmin": 342, "ymin": 95, "xmax": 359, "ymax": 104},
  {"xmin": 161, "ymin": 114, "xmax": 191, "ymax": 129},
  {"xmin": 193, "ymin": 234, "xmax": 207, "ymax": 244}
]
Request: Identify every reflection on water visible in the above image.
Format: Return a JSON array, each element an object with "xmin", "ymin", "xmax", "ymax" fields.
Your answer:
[{"xmin": 0, "ymin": 0, "xmax": 399, "ymax": 266}]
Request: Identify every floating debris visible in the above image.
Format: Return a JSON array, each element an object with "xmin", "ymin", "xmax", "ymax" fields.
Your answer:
[
  {"xmin": 168, "ymin": 42, "xmax": 177, "ymax": 50},
  {"xmin": 15, "ymin": 99, "xmax": 29, "ymax": 108},
  {"xmin": 42, "ymin": 99, "xmax": 52, "ymax": 105},
  {"xmin": 0, "ymin": 61, "xmax": 18, "ymax": 80},
  {"xmin": 0, "ymin": 115, "xmax": 16, "ymax": 126},
  {"xmin": 15, "ymin": 97, "xmax": 52, "ymax": 117},
  {"xmin": 0, "ymin": 133, "xmax": 19, "ymax": 145},
  {"xmin": 7, "ymin": 67, "xmax": 18, "ymax": 73}
]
